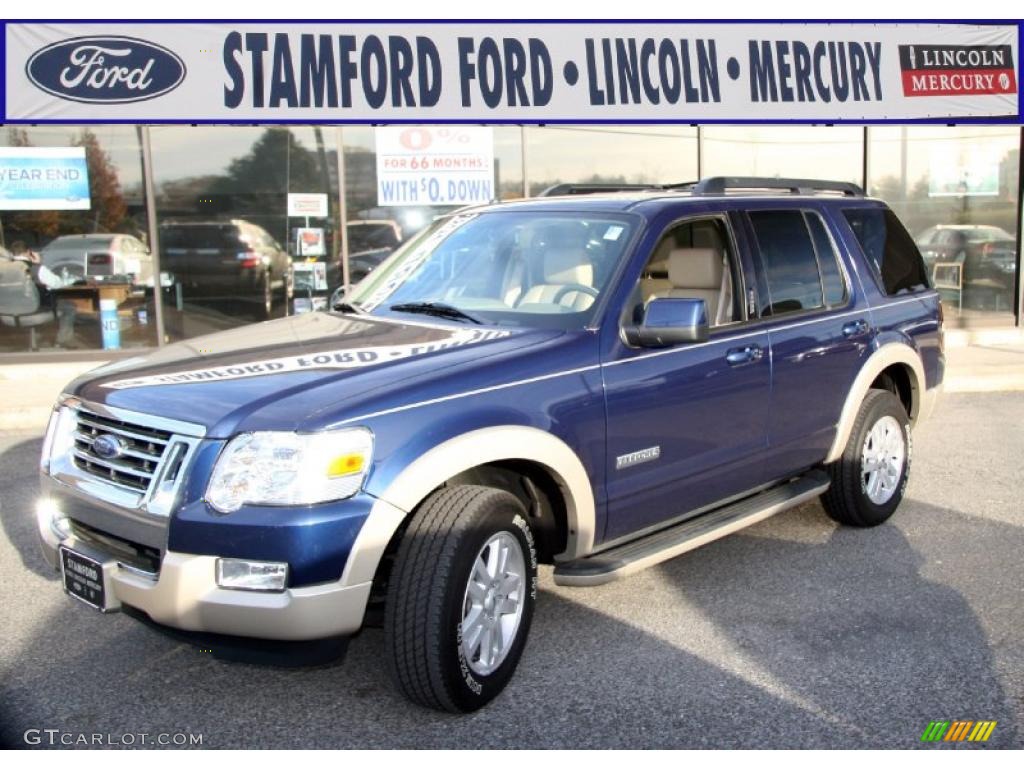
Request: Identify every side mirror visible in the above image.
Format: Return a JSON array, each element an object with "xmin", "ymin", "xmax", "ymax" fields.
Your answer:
[{"xmin": 624, "ymin": 297, "xmax": 709, "ymax": 348}]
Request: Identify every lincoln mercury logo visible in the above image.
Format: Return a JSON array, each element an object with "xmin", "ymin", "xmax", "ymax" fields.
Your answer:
[
  {"xmin": 26, "ymin": 36, "xmax": 186, "ymax": 104},
  {"xmin": 898, "ymin": 45, "xmax": 1016, "ymax": 97},
  {"xmin": 921, "ymin": 720, "xmax": 997, "ymax": 743},
  {"xmin": 616, "ymin": 446, "xmax": 661, "ymax": 470},
  {"xmin": 91, "ymin": 434, "xmax": 125, "ymax": 461}
]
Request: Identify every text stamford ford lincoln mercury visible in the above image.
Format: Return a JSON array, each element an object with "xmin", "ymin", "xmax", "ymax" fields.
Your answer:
[{"xmin": 35, "ymin": 177, "xmax": 942, "ymax": 712}]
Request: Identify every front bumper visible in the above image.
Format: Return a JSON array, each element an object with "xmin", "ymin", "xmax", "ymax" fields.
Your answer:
[{"xmin": 38, "ymin": 509, "xmax": 373, "ymax": 641}]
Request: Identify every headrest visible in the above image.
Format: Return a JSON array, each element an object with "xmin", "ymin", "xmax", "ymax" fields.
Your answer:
[
  {"xmin": 544, "ymin": 249, "xmax": 593, "ymax": 286},
  {"xmin": 668, "ymin": 248, "xmax": 722, "ymax": 290}
]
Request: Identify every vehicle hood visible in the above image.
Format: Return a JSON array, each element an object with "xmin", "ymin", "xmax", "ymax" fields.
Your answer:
[{"xmin": 69, "ymin": 313, "xmax": 562, "ymax": 438}]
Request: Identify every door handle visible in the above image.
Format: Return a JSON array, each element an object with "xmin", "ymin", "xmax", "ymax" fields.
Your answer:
[
  {"xmin": 726, "ymin": 344, "xmax": 763, "ymax": 365},
  {"xmin": 842, "ymin": 319, "xmax": 871, "ymax": 338}
]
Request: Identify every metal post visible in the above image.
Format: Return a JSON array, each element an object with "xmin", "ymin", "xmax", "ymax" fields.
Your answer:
[
  {"xmin": 696, "ymin": 125, "xmax": 703, "ymax": 179},
  {"xmin": 1014, "ymin": 126, "xmax": 1023, "ymax": 327},
  {"xmin": 861, "ymin": 126, "xmax": 870, "ymax": 193},
  {"xmin": 520, "ymin": 125, "xmax": 529, "ymax": 198},
  {"xmin": 140, "ymin": 126, "xmax": 166, "ymax": 346},
  {"xmin": 899, "ymin": 125, "xmax": 908, "ymax": 198},
  {"xmin": 335, "ymin": 126, "xmax": 351, "ymax": 294}
]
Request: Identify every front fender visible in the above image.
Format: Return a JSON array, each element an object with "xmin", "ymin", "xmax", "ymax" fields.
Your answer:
[{"xmin": 339, "ymin": 425, "xmax": 596, "ymax": 587}]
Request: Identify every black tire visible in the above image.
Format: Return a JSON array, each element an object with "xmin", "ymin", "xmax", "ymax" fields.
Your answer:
[
  {"xmin": 822, "ymin": 389, "xmax": 912, "ymax": 527},
  {"xmin": 384, "ymin": 485, "xmax": 538, "ymax": 712}
]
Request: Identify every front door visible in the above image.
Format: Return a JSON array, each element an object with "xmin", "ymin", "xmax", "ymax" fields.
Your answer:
[{"xmin": 600, "ymin": 213, "xmax": 771, "ymax": 543}]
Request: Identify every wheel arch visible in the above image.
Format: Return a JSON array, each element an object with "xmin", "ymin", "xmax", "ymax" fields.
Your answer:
[
  {"xmin": 339, "ymin": 425, "xmax": 596, "ymax": 587},
  {"xmin": 825, "ymin": 342, "xmax": 925, "ymax": 464}
]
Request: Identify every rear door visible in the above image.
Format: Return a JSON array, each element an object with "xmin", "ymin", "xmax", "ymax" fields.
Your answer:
[{"xmin": 742, "ymin": 207, "xmax": 874, "ymax": 481}]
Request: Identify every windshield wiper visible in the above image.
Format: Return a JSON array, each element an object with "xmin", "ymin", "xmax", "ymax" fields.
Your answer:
[
  {"xmin": 389, "ymin": 301, "xmax": 482, "ymax": 325},
  {"xmin": 332, "ymin": 300, "xmax": 366, "ymax": 314}
]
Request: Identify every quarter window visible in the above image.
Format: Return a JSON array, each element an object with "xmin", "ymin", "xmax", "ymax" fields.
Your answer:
[{"xmin": 843, "ymin": 207, "xmax": 930, "ymax": 296}]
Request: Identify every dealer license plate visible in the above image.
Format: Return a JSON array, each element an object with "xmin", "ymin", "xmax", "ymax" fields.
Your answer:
[{"xmin": 59, "ymin": 547, "xmax": 110, "ymax": 611}]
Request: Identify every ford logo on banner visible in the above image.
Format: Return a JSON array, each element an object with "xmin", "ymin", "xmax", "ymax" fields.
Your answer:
[{"xmin": 26, "ymin": 35, "xmax": 186, "ymax": 104}]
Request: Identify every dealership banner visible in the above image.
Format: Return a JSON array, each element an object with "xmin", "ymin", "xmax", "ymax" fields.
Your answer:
[
  {"xmin": 0, "ymin": 147, "xmax": 90, "ymax": 210},
  {"xmin": 3, "ymin": 22, "xmax": 1019, "ymax": 121}
]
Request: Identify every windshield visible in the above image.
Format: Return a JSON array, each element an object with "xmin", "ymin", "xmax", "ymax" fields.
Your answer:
[{"xmin": 345, "ymin": 211, "xmax": 638, "ymax": 330}]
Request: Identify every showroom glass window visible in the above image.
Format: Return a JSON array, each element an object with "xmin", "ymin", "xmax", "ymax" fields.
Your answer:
[
  {"xmin": 149, "ymin": 126, "xmax": 336, "ymax": 341},
  {"xmin": 701, "ymin": 126, "xmax": 864, "ymax": 186},
  {"xmin": 866, "ymin": 126, "xmax": 1020, "ymax": 326},
  {"xmin": 524, "ymin": 125, "xmax": 698, "ymax": 195},
  {"xmin": 0, "ymin": 125, "xmax": 155, "ymax": 353},
  {"xmin": 341, "ymin": 126, "xmax": 523, "ymax": 290}
]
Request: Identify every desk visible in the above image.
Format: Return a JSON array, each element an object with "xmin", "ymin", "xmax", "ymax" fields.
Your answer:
[
  {"xmin": 50, "ymin": 282, "xmax": 136, "ymax": 314},
  {"xmin": 50, "ymin": 282, "xmax": 147, "ymax": 349}
]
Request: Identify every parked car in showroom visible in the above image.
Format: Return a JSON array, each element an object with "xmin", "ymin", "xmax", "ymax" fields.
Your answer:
[
  {"xmin": 347, "ymin": 219, "xmax": 403, "ymax": 278},
  {"xmin": 41, "ymin": 233, "xmax": 153, "ymax": 285},
  {"xmin": 159, "ymin": 220, "xmax": 292, "ymax": 319},
  {"xmin": 917, "ymin": 222, "xmax": 1016, "ymax": 277},
  {"xmin": 36, "ymin": 178, "xmax": 942, "ymax": 713}
]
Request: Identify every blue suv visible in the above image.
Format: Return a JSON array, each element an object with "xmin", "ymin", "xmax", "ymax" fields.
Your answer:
[{"xmin": 36, "ymin": 177, "xmax": 943, "ymax": 712}]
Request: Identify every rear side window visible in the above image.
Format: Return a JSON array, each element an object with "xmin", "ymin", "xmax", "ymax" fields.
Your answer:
[
  {"xmin": 805, "ymin": 213, "xmax": 847, "ymax": 307},
  {"xmin": 748, "ymin": 210, "xmax": 824, "ymax": 316},
  {"xmin": 843, "ymin": 208, "xmax": 930, "ymax": 295}
]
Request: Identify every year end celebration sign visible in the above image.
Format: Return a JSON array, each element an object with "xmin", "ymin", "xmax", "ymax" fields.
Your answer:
[
  {"xmin": 0, "ymin": 147, "xmax": 90, "ymax": 210},
  {"xmin": 4, "ymin": 22, "xmax": 1019, "ymax": 121}
]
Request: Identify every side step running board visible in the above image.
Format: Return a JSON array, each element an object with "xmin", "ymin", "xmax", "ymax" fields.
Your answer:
[{"xmin": 553, "ymin": 470, "xmax": 830, "ymax": 587}]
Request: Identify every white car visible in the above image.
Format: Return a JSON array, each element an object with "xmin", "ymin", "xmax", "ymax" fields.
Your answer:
[{"xmin": 41, "ymin": 234, "xmax": 153, "ymax": 285}]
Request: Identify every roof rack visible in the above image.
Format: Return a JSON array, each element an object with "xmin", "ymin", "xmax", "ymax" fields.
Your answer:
[
  {"xmin": 536, "ymin": 177, "xmax": 864, "ymax": 199},
  {"xmin": 691, "ymin": 176, "xmax": 864, "ymax": 197},
  {"xmin": 536, "ymin": 182, "xmax": 676, "ymax": 197}
]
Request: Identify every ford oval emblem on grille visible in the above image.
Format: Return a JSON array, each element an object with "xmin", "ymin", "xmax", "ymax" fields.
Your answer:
[
  {"xmin": 92, "ymin": 434, "xmax": 125, "ymax": 460},
  {"xmin": 25, "ymin": 35, "xmax": 186, "ymax": 104}
]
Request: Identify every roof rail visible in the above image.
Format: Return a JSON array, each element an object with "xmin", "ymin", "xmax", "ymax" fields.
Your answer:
[
  {"xmin": 536, "ymin": 182, "xmax": 669, "ymax": 197},
  {"xmin": 692, "ymin": 177, "xmax": 864, "ymax": 197}
]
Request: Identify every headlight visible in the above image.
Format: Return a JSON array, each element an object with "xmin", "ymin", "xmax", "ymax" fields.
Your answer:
[
  {"xmin": 206, "ymin": 428, "xmax": 373, "ymax": 513},
  {"xmin": 41, "ymin": 399, "xmax": 77, "ymax": 473}
]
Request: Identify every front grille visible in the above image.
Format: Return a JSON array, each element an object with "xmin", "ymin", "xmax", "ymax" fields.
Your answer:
[{"xmin": 72, "ymin": 409, "xmax": 173, "ymax": 494}]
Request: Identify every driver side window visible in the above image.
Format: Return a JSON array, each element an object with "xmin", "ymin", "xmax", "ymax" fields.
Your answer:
[{"xmin": 630, "ymin": 217, "xmax": 744, "ymax": 327}]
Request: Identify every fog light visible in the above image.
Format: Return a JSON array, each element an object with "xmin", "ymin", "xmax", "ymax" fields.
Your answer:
[
  {"xmin": 216, "ymin": 559, "xmax": 288, "ymax": 592},
  {"xmin": 36, "ymin": 498, "xmax": 71, "ymax": 539}
]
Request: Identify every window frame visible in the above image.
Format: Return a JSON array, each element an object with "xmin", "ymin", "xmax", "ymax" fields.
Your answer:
[
  {"xmin": 619, "ymin": 212, "xmax": 750, "ymax": 341},
  {"xmin": 745, "ymin": 207, "xmax": 851, "ymax": 321},
  {"xmin": 803, "ymin": 209, "xmax": 852, "ymax": 311}
]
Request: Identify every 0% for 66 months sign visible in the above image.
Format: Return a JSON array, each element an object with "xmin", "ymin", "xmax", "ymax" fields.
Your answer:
[{"xmin": 376, "ymin": 126, "xmax": 494, "ymax": 207}]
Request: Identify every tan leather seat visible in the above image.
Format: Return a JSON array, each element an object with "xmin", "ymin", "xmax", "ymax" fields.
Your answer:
[
  {"xmin": 518, "ymin": 243, "xmax": 595, "ymax": 311},
  {"xmin": 651, "ymin": 247, "xmax": 729, "ymax": 325},
  {"xmin": 640, "ymin": 237, "xmax": 674, "ymax": 303}
]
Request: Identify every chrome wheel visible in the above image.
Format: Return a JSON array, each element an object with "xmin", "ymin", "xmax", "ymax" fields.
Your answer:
[
  {"xmin": 460, "ymin": 531, "xmax": 526, "ymax": 676},
  {"xmin": 861, "ymin": 414, "xmax": 905, "ymax": 505}
]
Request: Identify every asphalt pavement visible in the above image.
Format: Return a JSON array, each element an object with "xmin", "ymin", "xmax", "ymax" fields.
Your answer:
[{"xmin": 0, "ymin": 392, "xmax": 1022, "ymax": 748}]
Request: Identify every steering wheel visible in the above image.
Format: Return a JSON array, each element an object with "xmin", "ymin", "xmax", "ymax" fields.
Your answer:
[{"xmin": 551, "ymin": 283, "xmax": 599, "ymax": 307}]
